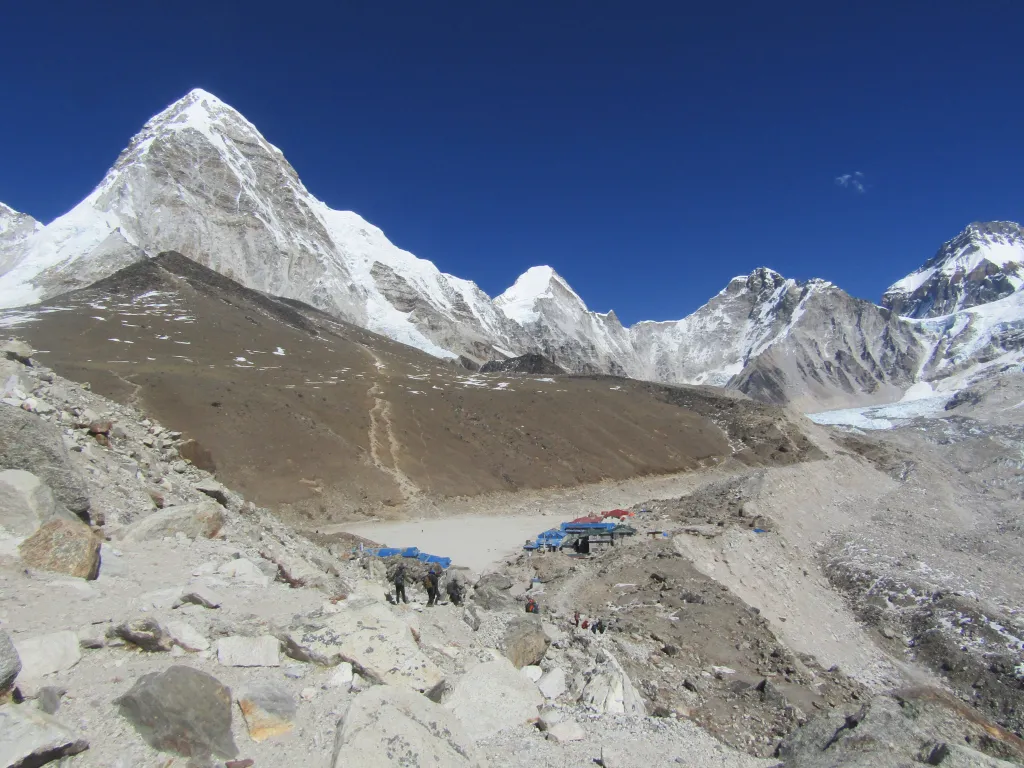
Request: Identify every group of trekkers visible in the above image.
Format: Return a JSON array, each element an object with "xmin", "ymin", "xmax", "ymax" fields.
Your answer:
[
  {"xmin": 572, "ymin": 610, "xmax": 606, "ymax": 634},
  {"xmin": 392, "ymin": 562, "xmax": 463, "ymax": 607}
]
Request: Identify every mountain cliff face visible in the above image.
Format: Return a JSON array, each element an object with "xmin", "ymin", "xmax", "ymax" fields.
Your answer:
[
  {"xmin": 0, "ymin": 90, "xmax": 524, "ymax": 360},
  {"xmin": 882, "ymin": 222, "xmax": 1024, "ymax": 318},
  {"xmin": 1, "ymin": 89, "xmax": 1021, "ymax": 409},
  {"xmin": 0, "ymin": 203, "xmax": 42, "ymax": 275},
  {"xmin": 493, "ymin": 266, "xmax": 639, "ymax": 375},
  {"xmin": 631, "ymin": 269, "xmax": 924, "ymax": 409}
]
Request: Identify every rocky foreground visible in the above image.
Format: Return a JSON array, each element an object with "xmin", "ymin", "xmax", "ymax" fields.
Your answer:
[{"xmin": 0, "ymin": 336, "xmax": 1022, "ymax": 767}]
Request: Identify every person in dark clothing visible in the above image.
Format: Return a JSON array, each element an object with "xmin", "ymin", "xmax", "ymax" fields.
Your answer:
[
  {"xmin": 525, "ymin": 597, "xmax": 538, "ymax": 614},
  {"xmin": 426, "ymin": 567, "xmax": 441, "ymax": 606},
  {"xmin": 393, "ymin": 563, "xmax": 408, "ymax": 604},
  {"xmin": 595, "ymin": 618, "xmax": 606, "ymax": 634},
  {"xmin": 446, "ymin": 577, "xmax": 463, "ymax": 606}
]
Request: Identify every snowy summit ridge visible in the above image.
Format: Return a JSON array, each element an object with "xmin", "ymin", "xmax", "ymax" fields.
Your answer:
[
  {"xmin": 883, "ymin": 221, "xmax": 1024, "ymax": 318},
  {"xmin": 1, "ymin": 89, "xmax": 1022, "ymax": 408}
]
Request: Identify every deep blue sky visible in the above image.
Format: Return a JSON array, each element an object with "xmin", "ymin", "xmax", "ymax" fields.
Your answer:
[{"xmin": 2, "ymin": 1, "xmax": 1022, "ymax": 323}]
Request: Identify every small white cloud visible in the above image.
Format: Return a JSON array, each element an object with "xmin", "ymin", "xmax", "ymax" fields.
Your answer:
[{"xmin": 835, "ymin": 171, "xmax": 866, "ymax": 193}]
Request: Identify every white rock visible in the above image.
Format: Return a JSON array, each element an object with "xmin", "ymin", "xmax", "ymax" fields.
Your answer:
[
  {"xmin": 283, "ymin": 598, "xmax": 442, "ymax": 692},
  {"xmin": 14, "ymin": 631, "xmax": 81, "ymax": 680},
  {"xmin": 545, "ymin": 720, "xmax": 585, "ymax": 743},
  {"xmin": 217, "ymin": 558, "xmax": 270, "ymax": 587},
  {"xmin": 76, "ymin": 625, "xmax": 106, "ymax": 649},
  {"xmin": 299, "ymin": 686, "xmax": 317, "ymax": 701},
  {"xmin": 579, "ymin": 652, "xmax": 646, "ymax": 716},
  {"xmin": 324, "ymin": 663, "xmax": 354, "ymax": 690},
  {"xmin": 537, "ymin": 707, "xmax": 563, "ymax": 731},
  {"xmin": 537, "ymin": 667, "xmax": 567, "ymax": 700},
  {"xmin": 442, "ymin": 657, "xmax": 543, "ymax": 741},
  {"xmin": 601, "ymin": 743, "xmax": 627, "ymax": 767},
  {"xmin": 521, "ymin": 665, "xmax": 544, "ymax": 682},
  {"xmin": 0, "ymin": 469, "xmax": 69, "ymax": 537},
  {"xmin": 165, "ymin": 620, "xmax": 210, "ymax": 652},
  {"xmin": 217, "ymin": 635, "xmax": 280, "ymax": 667},
  {"xmin": 332, "ymin": 686, "xmax": 484, "ymax": 767},
  {"xmin": 0, "ymin": 703, "xmax": 88, "ymax": 765}
]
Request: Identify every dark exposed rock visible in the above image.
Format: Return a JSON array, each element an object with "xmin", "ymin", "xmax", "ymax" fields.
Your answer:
[
  {"xmin": 480, "ymin": 353, "xmax": 565, "ymax": 376},
  {"xmin": 113, "ymin": 619, "xmax": 173, "ymax": 652},
  {"xmin": 115, "ymin": 665, "xmax": 238, "ymax": 760}
]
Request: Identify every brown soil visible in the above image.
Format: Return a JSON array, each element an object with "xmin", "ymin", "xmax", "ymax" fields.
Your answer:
[{"xmin": 7, "ymin": 252, "xmax": 821, "ymax": 522}]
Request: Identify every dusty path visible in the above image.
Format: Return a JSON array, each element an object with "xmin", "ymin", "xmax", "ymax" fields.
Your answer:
[{"xmin": 363, "ymin": 348, "xmax": 421, "ymax": 502}]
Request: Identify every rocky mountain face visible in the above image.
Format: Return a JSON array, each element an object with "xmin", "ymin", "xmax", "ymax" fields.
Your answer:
[
  {"xmin": 0, "ymin": 90, "xmax": 526, "ymax": 361},
  {"xmin": 0, "ymin": 203, "xmax": 42, "ymax": 276},
  {"xmin": 882, "ymin": 221, "xmax": 1024, "ymax": 319},
  {"xmin": 1, "ymin": 89, "xmax": 1022, "ymax": 409}
]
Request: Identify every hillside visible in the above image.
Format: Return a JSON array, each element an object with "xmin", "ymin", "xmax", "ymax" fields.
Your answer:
[{"xmin": 1, "ymin": 252, "xmax": 821, "ymax": 521}]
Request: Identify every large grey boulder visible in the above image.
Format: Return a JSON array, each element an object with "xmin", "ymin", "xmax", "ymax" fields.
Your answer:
[
  {"xmin": 441, "ymin": 657, "xmax": 543, "ymax": 740},
  {"xmin": 0, "ymin": 631, "xmax": 21, "ymax": 695},
  {"xmin": 472, "ymin": 585, "xmax": 515, "ymax": 611},
  {"xmin": 283, "ymin": 598, "xmax": 443, "ymax": 692},
  {"xmin": 0, "ymin": 407, "xmax": 89, "ymax": 515},
  {"xmin": 0, "ymin": 704, "xmax": 89, "ymax": 766},
  {"xmin": 18, "ymin": 520, "xmax": 101, "ymax": 580},
  {"xmin": 0, "ymin": 470, "xmax": 77, "ymax": 537},
  {"xmin": 118, "ymin": 501, "xmax": 225, "ymax": 542},
  {"xmin": 501, "ymin": 616, "xmax": 550, "ymax": 668},
  {"xmin": 13, "ymin": 632, "xmax": 81, "ymax": 682},
  {"xmin": 476, "ymin": 572, "xmax": 513, "ymax": 591},
  {"xmin": 331, "ymin": 685, "xmax": 486, "ymax": 768},
  {"xmin": 115, "ymin": 665, "xmax": 238, "ymax": 760}
]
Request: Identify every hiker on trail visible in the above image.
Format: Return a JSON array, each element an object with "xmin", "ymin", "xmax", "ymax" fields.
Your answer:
[
  {"xmin": 393, "ymin": 563, "xmax": 408, "ymax": 604},
  {"xmin": 426, "ymin": 566, "xmax": 441, "ymax": 607},
  {"xmin": 573, "ymin": 610, "xmax": 580, "ymax": 628},
  {"xmin": 446, "ymin": 575, "xmax": 463, "ymax": 606},
  {"xmin": 581, "ymin": 618, "xmax": 589, "ymax": 629},
  {"xmin": 592, "ymin": 618, "xmax": 605, "ymax": 634},
  {"xmin": 525, "ymin": 596, "xmax": 538, "ymax": 614}
]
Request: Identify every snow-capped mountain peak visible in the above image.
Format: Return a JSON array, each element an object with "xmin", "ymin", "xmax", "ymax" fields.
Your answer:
[
  {"xmin": 882, "ymin": 221, "xmax": 1024, "ymax": 318},
  {"xmin": 494, "ymin": 265, "xmax": 587, "ymax": 324},
  {"xmin": 0, "ymin": 203, "xmax": 43, "ymax": 277}
]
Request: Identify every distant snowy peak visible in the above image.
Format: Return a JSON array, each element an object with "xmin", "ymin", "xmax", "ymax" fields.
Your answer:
[
  {"xmin": 883, "ymin": 221, "xmax": 1024, "ymax": 318},
  {"xmin": 494, "ymin": 266, "xmax": 588, "ymax": 324},
  {"xmin": 0, "ymin": 203, "xmax": 44, "ymax": 277}
]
